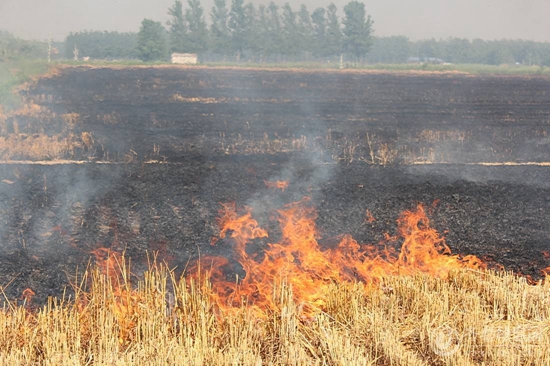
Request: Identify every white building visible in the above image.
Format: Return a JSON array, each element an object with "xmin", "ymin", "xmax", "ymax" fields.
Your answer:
[{"xmin": 171, "ymin": 53, "xmax": 198, "ymax": 65}]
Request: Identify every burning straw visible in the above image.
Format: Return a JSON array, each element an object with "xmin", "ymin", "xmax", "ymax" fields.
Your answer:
[
  {"xmin": 0, "ymin": 261, "xmax": 549, "ymax": 364},
  {"xmin": 0, "ymin": 200, "xmax": 549, "ymax": 365},
  {"xmin": 191, "ymin": 198, "xmax": 484, "ymax": 316}
]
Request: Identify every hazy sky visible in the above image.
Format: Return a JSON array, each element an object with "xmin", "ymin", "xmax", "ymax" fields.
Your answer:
[{"xmin": 1, "ymin": 0, "xmax": 549, "ymax": 42}]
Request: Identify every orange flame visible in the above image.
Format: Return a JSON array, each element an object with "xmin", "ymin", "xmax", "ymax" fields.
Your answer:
[
  {"xmin": 191, "ymin": 198, "xmax": 485, "ymax": 315},
  {"xmin": 91, "ymin": 248, "xmax": 123, "ymax": 284},
  {"xmin": 365, "ymin": 209, "xmax": 376, "ymax": 223},
  {"xmin": 264, "ymin": 180, "xmax": 289, "ymax": 191},
  {"xmin": 20, "ymin": 288, "xmax": 35, "ymax": 305},
  {"xmin": 541, "ymin": 251, "xmax": 550, "ymax": 276},
  {"xmin": 90, "ymin": 247, "xmax": 138, "ymax": 343}
]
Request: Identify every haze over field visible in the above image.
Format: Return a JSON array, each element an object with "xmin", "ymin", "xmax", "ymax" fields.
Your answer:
[{"xmin": 1, "ymin": 0, "xmax": 549, "ymax": 42}]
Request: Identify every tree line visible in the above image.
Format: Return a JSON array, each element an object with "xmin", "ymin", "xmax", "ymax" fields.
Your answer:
[
  {"xmin": 61, "ymin": 27, "xmax": 550, "ymax": 67},
  {"xmin": 6, "ymin": 0, "xmax": 549, "ymax": 68},
  {"xmin": 368, "ymin": 36, "xmax": 550, "ymax": 66},
  {"xmin": 64, "ymin": 31, "xmax": 138, "ymax": 60},
  {"xmin": 136, "ymin": 0, "xmax": 373, "ymax": 63},
  {"xmin": 0, "ymin": 30, "xmax": 55, "ymax": 61}
]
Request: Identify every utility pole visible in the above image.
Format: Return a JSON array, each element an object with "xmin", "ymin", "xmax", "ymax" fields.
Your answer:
[
  {"xmin": 47, "ymin": 38, "xmax": 52, "ymax": 63},
  {"xmin": 73, "ymin": 46, "xmax": 79, "ymax": 61}
]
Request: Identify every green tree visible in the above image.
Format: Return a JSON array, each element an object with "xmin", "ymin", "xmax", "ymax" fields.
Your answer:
[
  {"xmin": 1, "ymin": 30, "xmax": 46, "ymax": 60},
  {"xmin": 311, "ymin": 7, "xmax": 327, "ymax": 57},
  {"xmin": 137, "ymin": 19, "xmax": 168, "ymax": 61},
  {"xmin": 413, "ymin": 38, "xmax": 439, "ymax": 60},
  {"xmin": 167, "ymin": 0, "xmax": 188, "ymax": 53},
  {"xmin": 185, "ymin": 0, "xmax": 209, "ymax": 54},
  {"xmin": 252, "ymin": 5, "xmax": 269, "ymax": 60},
  {"xmin": 441, "ymin": 38, "xmax": 471, "ymax": 64},
  {"xmin": 281, "ymin": 3, "xmax": 299, "ymax": 57},
  {"xmin": 65, "ymin": 31, "xmax": 138, "ymax": 59},
  {"xmin": 266, "ymin": 2, "xmax": 284, "ymax": 58},
  {"xmin": 325, "ymin": 3, "xmax": 342, "ymax": 58},
  {"xmin": 229, "ymin": 0, "xmax": 247, "ymax": 59},
  {"xmin": 243, "ymin": 3, "xmax": 258, "ymax": 58},
  {"xmin": 539, "ymin": 43, "xmax": 550, "ymax": 67},
  {"xmin": 485, "ymin": 42, "xmax": 513, "ymax": 65},
  {"xmin": 367, "ymin": 36, "xmax": 410, "ymax": 63},
  {"xmin": 210, "ymin": 0, "xmax": 231, "ymax": 56},
  {"xmin": 469, "ymin": 39, "xmax": 488, "ymax": 64},
  {"xmin": 342, "ymin": 1, "xmax": 374, "ymax": 62},
  {"xmin": 297, "ymin": 5, "xmax": 314, "ymax": 56}
]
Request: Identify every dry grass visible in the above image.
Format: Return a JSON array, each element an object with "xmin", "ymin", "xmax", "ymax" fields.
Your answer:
[
  {"xmin": 0, "ymin": 259, "xmax": 549, "ymax": 365},
  {"xmin": 0, "ymin": 132, "xmax": 96, "ymax": 161},
  {"xmin": 333, "ymin": 133, "xmax": 400, "ymax": 166},
  {"xmin": 61, "ymin": 113, "xmax": 81, "ymax": 126},
  {"xmin": 0, "ymin": 100, "xmax": 96, "ymax": 161},
  {"xmin": 99, "ymin": 112, "xmax": 121, "ymax": 125},
  {"xmin": 417, "ymin": 130, "xmax": 470, "ymax": 144},
  {"xmin": 211, "ymin": 133, "xmax": 308, "ymax": 156},
  {"xmin": 10, "ymin": 102, "xmax": 44, "ymax": 119},
  {"xmin": 171, "ymin": 94, "xmax": 220, "ymax": 103},
  {"xmin": 170, "ymin": 94, "xmax": 294, "ymax": 104}
]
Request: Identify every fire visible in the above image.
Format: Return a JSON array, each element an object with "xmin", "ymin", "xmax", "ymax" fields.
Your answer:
[
  {"xmin": 542, "ymin": 251, "xmax": 550, "ymax": 276},
  {"xmin": 20, "ymin": 288, "xmax": 35, "ymax": 306},
  {"xmin": 91, "ymin": 248, "xmax": 123, "ymax": 283},
  {"xmin": 90, "ymin": 247, "xmax": 138, "ymax": 343},
  {"xmin": 192, "ymin": 198, "xmax": 485, "ymax": 315},
  {"xmin": 365, "ymin": 209, "xmax": 376, "ymax": 223},
  {"xmin": 264, "ymin": 180, "xmax": 289, "ymax": 191}
]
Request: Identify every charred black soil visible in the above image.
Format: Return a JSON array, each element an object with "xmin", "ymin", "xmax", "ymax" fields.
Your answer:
[{"xmin": 1, "ymin": 66, "xmax": 550, "ymax": 303}]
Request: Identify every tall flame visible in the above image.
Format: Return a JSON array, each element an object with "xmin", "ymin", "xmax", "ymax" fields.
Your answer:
[
  {"xmin": 192, "ymin": 198, "xmax": 485, "ymax": 315},
  {"xmin": 542, "ymin": 251, "xmax": 550, "ymax": 276},
  {"xmin": 90, "ymin": 247, "xmax": 138, "ymax": 342},
  {"xmin": 91, "ymin": 248, "xmax": 123, "ymax": 283},
  {"xmin": 20, "ymin": 288, "xmax": 35, "ymax": 307}
]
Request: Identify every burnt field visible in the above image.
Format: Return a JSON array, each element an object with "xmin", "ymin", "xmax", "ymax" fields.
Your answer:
[{"xmin": 1, "ymin": 66, "xmax": 550, "ymax": 303}]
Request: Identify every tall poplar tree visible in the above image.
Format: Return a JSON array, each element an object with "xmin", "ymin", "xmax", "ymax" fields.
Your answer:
[
  {"xmin": 167, "ymin": 0, "xmax": 188, "ymax": 53},
  {"xmin": 210, "ymin": 0, "xmax": 230, "ymax": 56},
  {"xmin": 297, "ymin": 5, "xmax": 314, "ymax": 56},
  {"xmin": 243, "ymin": 3, "xmax": 258, "ymax": 58},
  {"xmin": 281, "ymin": 4, "xmax": 299, "ymax": 57},
  {"xmin": 342, "ymin": 1, "xmax": 374, "ymax": 62},
  {"xmin": 253, "ymin": 5, "xmax": 270, "ymax": 60},
  {"xmin": 266, "ymin": 2, "xmax": 283, "ymax": 58},
  {"xmin": 325, "ymin": 3, "xmax": 342, "ymax": 57},
  {"xmin": 311, "ymin": 7, "xmax": 327, "ymax": 57},
  {"xmin": 137, "ymin": 19, "xmax": 168, "ymax": 61},
  {"xmin": 185, "ymin": 0, "xmax": 209, "ymax": 54},
  {"xmin": 229, "ymin": 0, "xmax": 247, "ymax": 58}
]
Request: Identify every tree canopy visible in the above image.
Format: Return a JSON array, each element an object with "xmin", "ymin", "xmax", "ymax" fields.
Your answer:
[
  {"xmin": 342, "ymin": 1, "xmax": 374, "ymax": 61},
  {"xmin": 210, "ymin": 0, "xmax": 231, "ymax": 56},
  {"xmin": 167, "ymin": 0, "xmax": 188, "ymax": 53},
  {"xmin": 1, "ymin": 30, "xmax": 49, "ymax": 60},
  {"xmin": 65, "ymin": 31, "xmax": 137, "ymax": 60},
  {"xmin": 185, "ymin": 0, "xmax": 209, "ymax": 54},
  {"xmin": 228, "ymin": 0, "xmax": 247, "ymax": 58},
  {"xmin": 57, "ymin": 0, "xmax": 550, "ymax": 66},
  {"xmin": 137, "ymin": 19, "xmax": 168, "ymax": 62}
]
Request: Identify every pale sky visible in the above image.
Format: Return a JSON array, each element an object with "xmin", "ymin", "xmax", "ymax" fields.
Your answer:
[{"xmin": 0, "ymin": 0, "xmax": 549, "ymax": 42}]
